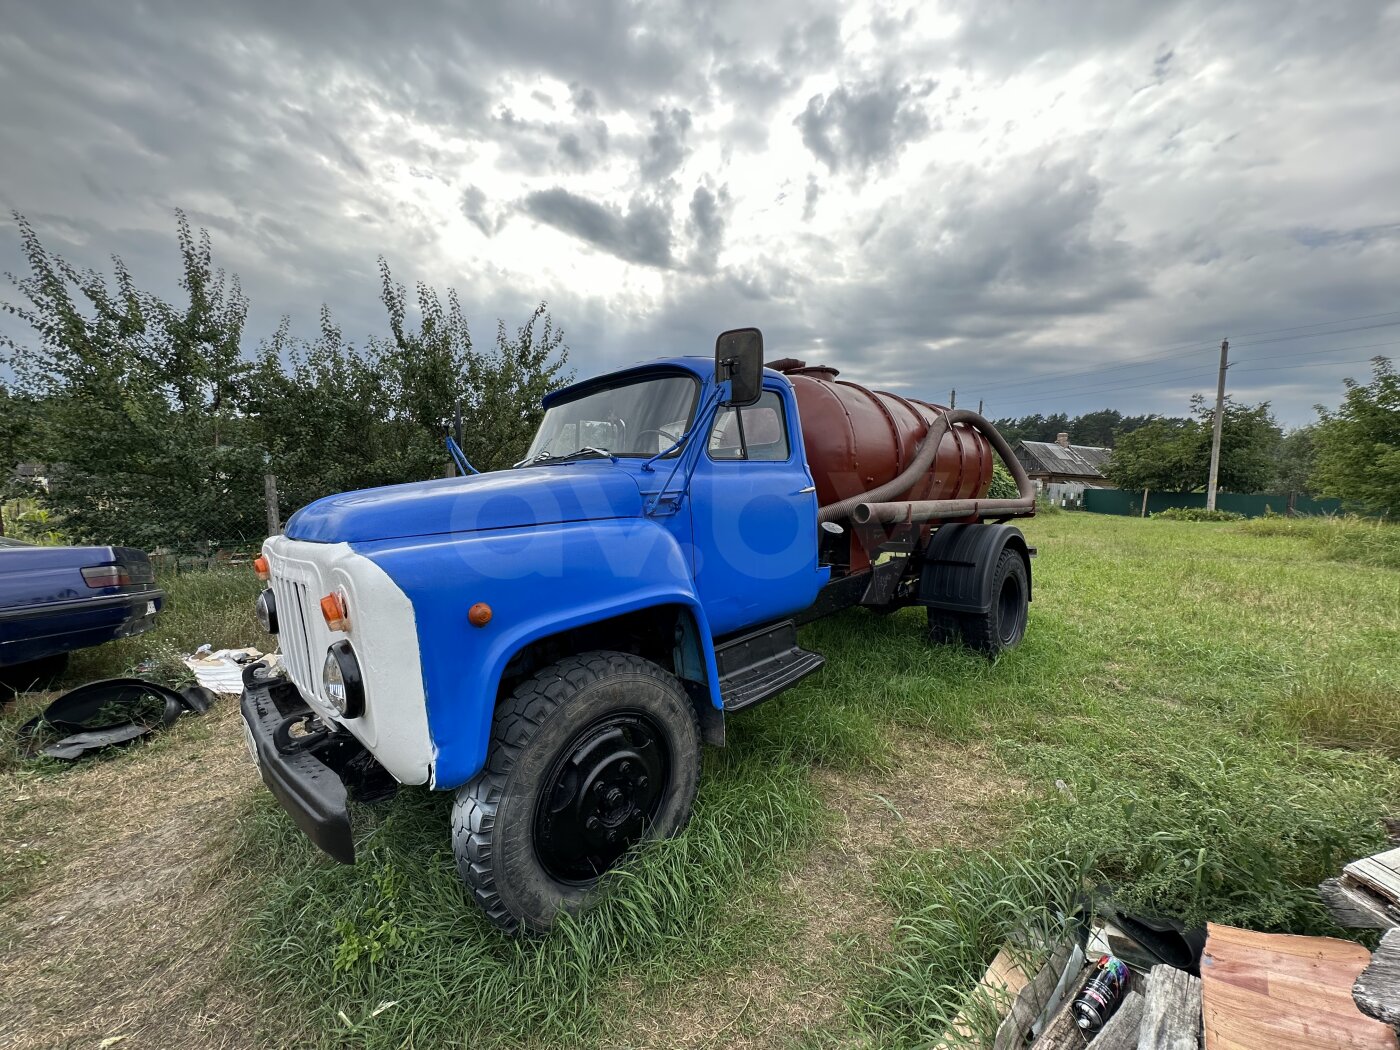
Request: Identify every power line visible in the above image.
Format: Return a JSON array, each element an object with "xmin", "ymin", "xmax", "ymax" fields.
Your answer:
[
  {"xmin": 953, "ymin": 310, "xmax": 1400, "ymax": 398},
  {"xmin": 981, "ymin": 335, "xmax": 1400, "ymax": 413},
  {"xmin": 1233, "ymin": 353, "xmax": 1394, "ymax": 375}
]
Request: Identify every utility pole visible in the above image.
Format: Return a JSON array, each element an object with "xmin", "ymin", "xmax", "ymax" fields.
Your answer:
[
  {"xmin": 1206, "ymin": 338, "xmax": 1229, "ymax": 511},
  {"xmin": 978, "ymin": 398, "xmax": 984, "ymax": 415},
  {"xmin": 950, "ymin": 389, "xmax": 956, "ymax": 409}
]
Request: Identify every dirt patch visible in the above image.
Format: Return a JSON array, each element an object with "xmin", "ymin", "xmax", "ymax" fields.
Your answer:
[
  {"xmin": 0, "ymin": 699, "xmax": 264, "ymax": 1050},
  {"xmin": 611, "ymin": 734, "xmax": 1021, "ymax": 1049}
]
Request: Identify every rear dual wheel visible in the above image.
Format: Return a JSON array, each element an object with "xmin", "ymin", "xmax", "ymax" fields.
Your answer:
[
  {"xmin": 926, "ymin": 548, "xmax": 1029, "ymax": 657},
  {"xmin": 451, "ymin": 651, "xmax": 701, "ymax": 935}
]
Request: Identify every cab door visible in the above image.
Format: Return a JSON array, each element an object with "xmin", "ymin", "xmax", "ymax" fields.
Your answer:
[{"xmin": 688, "ymin": 385, "xmax": 823, "ymax": 636}]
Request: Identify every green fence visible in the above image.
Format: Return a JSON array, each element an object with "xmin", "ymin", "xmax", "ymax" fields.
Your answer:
[{"xmin": 1082, "ymin": 489, "xmax": 1343, "ymax": 518}]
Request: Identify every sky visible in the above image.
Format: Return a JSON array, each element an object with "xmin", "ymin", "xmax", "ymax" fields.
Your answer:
[{"xmin": 1, "ymin": 0, "xmax": 1398, "ymax": 427}]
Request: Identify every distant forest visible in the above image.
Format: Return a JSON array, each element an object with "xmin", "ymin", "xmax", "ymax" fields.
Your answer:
[{"xmin": 989, "ymin": 410, "xmax": 1185, "ymax": 449}]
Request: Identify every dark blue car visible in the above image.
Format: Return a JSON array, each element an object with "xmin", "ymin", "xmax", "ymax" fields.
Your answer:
[{"xmin": 0, "ymin": 538, "xmax": 165, "ymax": 695}]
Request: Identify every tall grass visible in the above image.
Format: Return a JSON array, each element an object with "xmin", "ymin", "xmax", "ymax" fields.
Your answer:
[{"xmin": 1238, "ymin": 513, "xmax": 1400, "ymax": 569}]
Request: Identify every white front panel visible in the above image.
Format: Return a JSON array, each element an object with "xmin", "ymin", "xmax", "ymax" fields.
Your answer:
[{"xmin": 263, "ymin": 536, "xmax": 433, "ymax": 786}]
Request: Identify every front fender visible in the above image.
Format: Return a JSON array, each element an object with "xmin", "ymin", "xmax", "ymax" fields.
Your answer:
[{"xmin": 353, "ymin": 519, "xmax": 718, "ymax": 790}]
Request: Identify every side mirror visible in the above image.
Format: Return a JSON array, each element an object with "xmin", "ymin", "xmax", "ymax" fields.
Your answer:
[{"xmin": 715, "ymin": 327, "xmax": 763, "ymax": 407}]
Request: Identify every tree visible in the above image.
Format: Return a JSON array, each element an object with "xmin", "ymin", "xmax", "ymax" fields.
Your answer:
[
  {"xmin": 1069, "ymin": 409, "xmax": 1122, "ymax": 447},
  {"xmin": 1105, "ymin": 417, "xmax": 1202, "ymax": 491},
  {"xmin": 1311, "ymin": 357, "xmax": 1400, "ymax": 515},
  {"xmin": 1105, "ymin": 398, "xmax": 1281, "ymax": 493},
  {"xmin": 1273, "ymin": 426, "xmax": 1317, "ymax": 496},
  {"xmin": 3, "ymin": 213, "xmax": 573, "ymax": 548},
  {"xmin": 370, "ymin": 258, "xmax": 570, "ymax": 475},
  {"xmin": 1190, "ymin": 395, "xmax": 1280, "ymax": 495},
  {"xmin": 2, "ymin": 210, "xmax": 264, "ymax": 549}
]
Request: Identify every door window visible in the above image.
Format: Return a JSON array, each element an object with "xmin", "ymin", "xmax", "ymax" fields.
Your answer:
[{"xmin": 707, "ymin": 390, "xmax": 790, "ymax": 462}]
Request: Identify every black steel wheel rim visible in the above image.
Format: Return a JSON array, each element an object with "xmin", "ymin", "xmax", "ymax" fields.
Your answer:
[
  {"xmin": 533, "ymin": 710, "xmax": 671, "ymax": 885},
  {"xmin": 998, "ymin": 570, "xmax": 1026, "ymax": 644}
]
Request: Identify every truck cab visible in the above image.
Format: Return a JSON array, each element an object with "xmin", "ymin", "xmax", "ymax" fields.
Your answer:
[{"xmin": 241, "ymin": 328, "xmax": 1034, "ymax": 933}]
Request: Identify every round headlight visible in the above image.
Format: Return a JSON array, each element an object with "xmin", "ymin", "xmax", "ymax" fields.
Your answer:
[
  {"xmin": 256, "ymin": 588, "xmax": 278, "ymax": 634},
  {"xmin": 322, "ymin": 640, "xmax": 365, "ymax": 718}
]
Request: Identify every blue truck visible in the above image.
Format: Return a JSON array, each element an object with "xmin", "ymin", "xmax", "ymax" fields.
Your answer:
[
  {"xmin": 240, "ymin": 329, "xmax": 1037, "ymax": 933},
  {"xmin": 0, "ymin": 539, "xmax": 164, "ymax": 698}
]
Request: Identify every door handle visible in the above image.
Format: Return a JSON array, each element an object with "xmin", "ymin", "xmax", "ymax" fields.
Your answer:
[{"xmin": 795, "ymin": 485, "xmax": 816, "ymax": 494}]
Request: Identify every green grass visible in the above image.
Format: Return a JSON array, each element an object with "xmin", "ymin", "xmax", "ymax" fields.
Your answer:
[
  {"xmin": 16, "ymin": 514, "xmax": 1388, "ymax": 1048},
  {"xmin": 1237, "ymin": 513, "xmax": 1400, "ymax": 569},
  {"xmin": 844, "ymin": 514, "xmax": 1399, "ymax": 1046},
  {"xmin": 229, "ymin": 512, "xmax": 1398, "ymax": 1048}
]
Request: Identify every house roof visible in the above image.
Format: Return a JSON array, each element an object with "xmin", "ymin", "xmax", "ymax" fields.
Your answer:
[{"xmin": 1017, "ymin": 440, "xmax": 1112, "ymax": 478}]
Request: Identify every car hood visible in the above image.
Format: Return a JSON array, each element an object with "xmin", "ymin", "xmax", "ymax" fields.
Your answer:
[{"xmin": 284, "ymin": 465, "xmax": 646, "ymax": 544}]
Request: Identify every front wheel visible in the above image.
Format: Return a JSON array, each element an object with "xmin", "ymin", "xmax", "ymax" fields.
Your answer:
[{"xmin": 451, "ymin": 651, "xmax": 701, "ymax": 935}]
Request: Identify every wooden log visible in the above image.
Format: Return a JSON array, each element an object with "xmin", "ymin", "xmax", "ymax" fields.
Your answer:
[
  {"xmin": 1139, "ymin": 965, "xmax": 1202, "ymax": 1050},
  {"xmin": 1354, "ymin": 929, "xmax": 1400, "ymax": 1028},
  {"xmin": 1085, "ymin": 988, "xmax": 1144, "ymax": 1049},
  {"xmin": 1320, "ymin": 877, "xmax": 1400, "ymax": 930}
]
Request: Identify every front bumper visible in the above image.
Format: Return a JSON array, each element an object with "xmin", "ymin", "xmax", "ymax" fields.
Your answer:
[{"xmin": 240, "ymin": 662, "xmax": 371, "ymax": 864}]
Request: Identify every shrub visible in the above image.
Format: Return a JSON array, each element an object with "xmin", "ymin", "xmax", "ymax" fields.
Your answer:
[
  {"xmin": 988, "ymin": 461, "xmax": 1020, "ymax": 500},
  {"xmin": 1153, "ymin": 507, "xmax": 1244, "ymax": 522}
]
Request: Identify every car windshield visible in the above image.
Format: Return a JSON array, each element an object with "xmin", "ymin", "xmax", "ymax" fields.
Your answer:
[{"xmin": 524, "ymin": 373, "xmax": 699, "ymax": 462}]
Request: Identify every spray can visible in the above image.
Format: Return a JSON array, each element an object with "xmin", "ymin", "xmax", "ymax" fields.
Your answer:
[{"xmin": 1071, "ymin": 955, "xmax": 1131, "ymax": 1033}]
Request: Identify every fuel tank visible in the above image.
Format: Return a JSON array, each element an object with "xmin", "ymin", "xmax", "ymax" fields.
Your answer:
[{"xmin": 769, "ymin": 360, "xmax": 994, "ymax": 511}]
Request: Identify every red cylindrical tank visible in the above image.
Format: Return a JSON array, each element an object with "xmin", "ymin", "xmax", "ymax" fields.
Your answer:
[{"xmin": 770, "ymin": 360, "xmax": 994, "ymax": 511}]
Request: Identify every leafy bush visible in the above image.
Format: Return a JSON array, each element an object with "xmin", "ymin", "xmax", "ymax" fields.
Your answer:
[
  {"xmin": 1, "ymin": 212, "xmax": 570, "ymax": 552},
  {"xmin": 988, "ymin": 461, "xmax": 1020, "ymax": 500},
  {"xmin": 1153, "ymin": 507, "xmax": 1244, "ymax": 522}
]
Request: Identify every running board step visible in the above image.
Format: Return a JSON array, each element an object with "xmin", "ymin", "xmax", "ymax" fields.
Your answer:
[{"xmin": 716, "ymin": 620, "xmax": 825, "ymax": 713}]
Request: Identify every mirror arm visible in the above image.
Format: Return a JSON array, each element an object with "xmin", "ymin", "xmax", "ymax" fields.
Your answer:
[
  {"xmin": 640, "ymin": 386, "xmax": 723, "ymax": 473},
  {"xmin": 645, "ymin": 388, "xmax": 721, "ymax": 514}
]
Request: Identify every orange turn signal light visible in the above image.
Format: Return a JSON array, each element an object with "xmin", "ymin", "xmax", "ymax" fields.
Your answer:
[
  {"xmin": 253, "ymin": 555, "xmax": 269, "ymax": 581},
  {"xmin": 320, "ymin": 591, "xmax": 349, "ymax": 632},
  {"xmin": 468, "ymin": 602, "xmax": 493, "ymax": 627}
]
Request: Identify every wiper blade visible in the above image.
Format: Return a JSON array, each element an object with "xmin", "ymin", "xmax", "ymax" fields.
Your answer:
[{"xmin": 552, "ymin": 446, "xmax": 616, "ymax": 463}]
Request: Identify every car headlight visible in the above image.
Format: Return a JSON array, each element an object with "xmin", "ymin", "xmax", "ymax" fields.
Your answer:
[
  {"xmin": 256, "ymin": 588, "xmax": 278, "ymax": 634},
  {"xmin": 322, "ymin": 640, "xmax": 365, "ymax": 718}
]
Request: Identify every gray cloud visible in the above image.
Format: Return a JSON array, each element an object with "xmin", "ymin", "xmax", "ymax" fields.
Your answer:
[
  {"xmin": 1, "ymin": 0, "xmax": 1398, "ymax": 427},
  {"xmin": 460, "ymin": 187, "xmax": 501, "ymax": 237},
  {"xmin": 802, "ymin": 176, "xmax": 821, "ymax": 222},
  {"xmin": 797, "ymin": 78, "xmax": 935, "ymax": 175},
  {"xmin": 640, "ymin": 107, "xmax": 693, "ymax": 183},
  {"xmin": 686, "ymin": 184, "xmax": 729, "ymax": 273},
  {"xmin": 521, "ymin": 189, "xmax": 673, "ymax": 268}
]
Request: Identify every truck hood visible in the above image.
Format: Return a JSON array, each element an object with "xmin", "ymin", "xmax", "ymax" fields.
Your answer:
[{"xmin": 284, "ymin": 465, "xmax": 646, "ymax": 544}]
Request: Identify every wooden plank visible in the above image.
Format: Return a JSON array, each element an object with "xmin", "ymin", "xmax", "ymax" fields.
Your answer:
[
  {"xmin": 990, "ymin": 942, "xmax": 1076, "ymax": 1050},
  {"xmin": 1028, "ymin": 965, "xmax": 1094, "ymax": 1050},
  {"xmin": 1346, "ymin": 849, "xmax": 1400, "ymax": 903},
  {"xmin": 1354, "ymin": 929, "xmax": 1400, "ymax": 1028},
  {"xmin": 933, "ymin": 947, "xmax": 1031, "ymax": 1049},
  {"xmin": 1200, "ymin": 922, "xmax": 1396, "ymax": 1050},
  {"xmin": 1085, "ymin": 988, "xmax": 1144, "ymax": 1049},
  {"xmin": 1320, "ymin": 877, "xmax": 1400, "ymax": 930},
  {"xmin": 1140, "ymin": 965, "xmax": 1202, "ymax": 1050}
]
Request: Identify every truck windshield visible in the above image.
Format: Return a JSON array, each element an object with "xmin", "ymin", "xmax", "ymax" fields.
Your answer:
[{"xmin": 524, "ymin": 373, "xmax": 699, "ymax": 462}]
